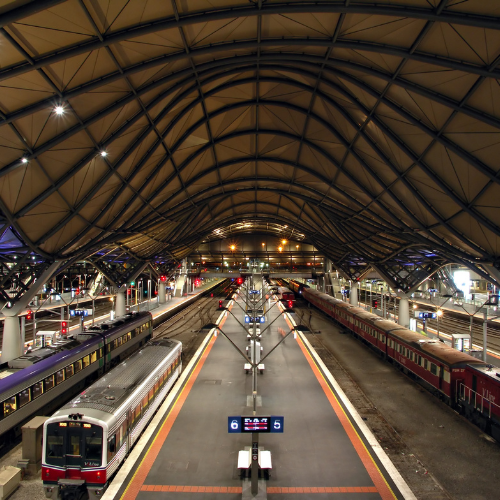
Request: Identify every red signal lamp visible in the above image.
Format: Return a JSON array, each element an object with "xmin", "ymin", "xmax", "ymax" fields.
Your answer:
[
  {"xmin": 26, "ymin": 310, "xmax": 32, "ymax": 321},
  {"xmin": 160, "ymin": 275, "xmax": 167, "ymax": 282},
  {"xmin": 287, "ymin": 300, "xmax": 294, "ymax": 309},
  {"xmin": 61, "ymin": 321, "xmax": 68, "ymax": 335}
]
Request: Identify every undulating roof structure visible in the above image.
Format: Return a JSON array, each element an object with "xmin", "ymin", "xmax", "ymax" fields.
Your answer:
[{"xmin": 1, "ymin": 0, "xmax": 500, "ymax": 292}]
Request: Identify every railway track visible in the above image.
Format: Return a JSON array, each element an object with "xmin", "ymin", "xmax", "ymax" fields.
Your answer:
[
  {"xmin": 358, "ymin": 291, "xmax": 500, "ymax": 353},
  {"xmin": 154, "ymin": 280, "xmax": 235, "ymax": 363}
]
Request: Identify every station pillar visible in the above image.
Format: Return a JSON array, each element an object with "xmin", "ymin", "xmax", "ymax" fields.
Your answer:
[
  {"xmin": 1, "ymin": 314, "xmax": 23, "ymax": 364},
  {"xmin": 398, "ymin": 295, "xmax": 410, "ymax": 328},
  {"xmin": 159, "ymin": 282, "xmax": 166, "ymax": 304},
  {"xmin": 350, "ymin": 282, "xmax": 359, "ymax": 306},
  {"xmin": 116, "ymin": 288, "xmax": 126, "ymax": 317}
]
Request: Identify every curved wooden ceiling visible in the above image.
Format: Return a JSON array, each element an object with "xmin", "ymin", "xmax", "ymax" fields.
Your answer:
[{"xmin": 1, "ymin": 0, "xmax": 500, "ymax": 279}]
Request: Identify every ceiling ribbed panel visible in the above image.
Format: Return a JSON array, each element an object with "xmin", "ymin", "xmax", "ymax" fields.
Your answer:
[{"xmin": 0, "ymin": 0, "xmax": 499, "ymax": 276}]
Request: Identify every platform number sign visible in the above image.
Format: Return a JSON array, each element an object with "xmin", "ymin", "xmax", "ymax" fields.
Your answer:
[{"xmin": 228, "ymin": 416, "xmax": 284, "ymax": 433}]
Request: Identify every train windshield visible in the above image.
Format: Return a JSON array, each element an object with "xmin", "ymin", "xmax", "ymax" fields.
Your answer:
[{"xmin": 46, "ymin": 422, "xmax": 103, "ymax": 468}]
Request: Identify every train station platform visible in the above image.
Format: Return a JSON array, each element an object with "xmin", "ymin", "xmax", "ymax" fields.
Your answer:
[
  {"xmin": 103, "ymin": 291, "xmax": 414, "ymax": 499},
  {"xmin": 0, "ymin": 279, "xmax": 220, "ymax": 360}
]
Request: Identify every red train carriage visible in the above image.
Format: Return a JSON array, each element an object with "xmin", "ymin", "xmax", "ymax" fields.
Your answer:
[
  {"xmin": 298, "ymin": 286, "xmax": 500, "ymax": 441},
  {"xmin": 458, "ymin": 364, "xmax": 500, "ymax": 438}
]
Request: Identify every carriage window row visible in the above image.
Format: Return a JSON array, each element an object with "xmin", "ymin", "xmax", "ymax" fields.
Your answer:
[
  {"xmin": 109, "ymin": 353, "xmax": 181, "ymax": 461},
  {"xmin": 389, "ymin": 339, "xmax": 442, "ymax": 377},
  {"xmin": 1, "ymin": 320, "xmax": 151, "ymax": 421}
]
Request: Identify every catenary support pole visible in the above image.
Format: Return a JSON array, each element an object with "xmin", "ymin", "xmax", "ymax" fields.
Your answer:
[{"xmin": 1, "ymin": 314, "xmax": 22, "ymax": 363}]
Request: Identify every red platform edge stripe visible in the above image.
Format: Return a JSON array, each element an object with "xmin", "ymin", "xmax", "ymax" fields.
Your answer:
[{"xmin": 140, "ymin": 485, "xmax": 378, "ymax": 493}]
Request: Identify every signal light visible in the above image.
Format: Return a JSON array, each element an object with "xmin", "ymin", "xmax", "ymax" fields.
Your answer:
[
  {"xmin": 237, "ymin": 278, "xmax": 243, "ymax": 285},
  {"xmin": 372, "ymin": 299, "xmax": 378, "ymax": 308},
  {"xmin": 26, "ymin": 310, "xmax": 32, "ymax": 321},
  {"xmin": 160, "ymin": 275, "xmax": 167, "ymax": 282},
  {"xmin": 219, "ymin": 300, "xmax": 223, "ymax": 309},
  {"xmin": 61, "ymin": 321, "xmax": 68, "ymax": 335},
  {"xmin": 287, "ymin": 300, "xmax": 293, "ymax": 309}
]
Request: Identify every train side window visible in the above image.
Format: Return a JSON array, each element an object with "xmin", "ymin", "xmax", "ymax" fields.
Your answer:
[
  {"xmin": 3, "ymin": 396, "xmax": 17, "ymax": 416},
  {"xmin": 135, "ymin": 405, "xmax": 141, "ymax": 422},
  {"xmin": 90, "ymin": 351, "xmax": 97, "ymax": 364},
  {"xmin": 127, "ymin": 332, "xmax": 132, "ymax": 341},
  {"xmin": 430, "ymin": 363, "xmax": 437, "ymax": 375},
  {"xmin": 148, "ymin": 388, "xmax": 154, "ymax": 402},
  {"xmin": 74, "ymin": 360, "xmax": 82, "ymax": 373},
  {"xmin": 418, "ymin": 355, "xmax": 422, "ymax": 366},
  {"xmin": 45, "ymin": 375, "xmax": 55, "ymax": 391},
  {"xmin": 120, "ymin": 422, "xmax": 127, "ymax": 446},
  {"xmin": 107, "ymin": 344, "xmax": 112, "ymax": 354},
  {"xmin": 142, "ymin": 395, "xmax": 148, "ymax": 409},
  {"xmin": 18, "ymin": 389, "xmax": 31, "ymax": 408},
  {"xmin": 443, "ymin": 370, "xmax": 450, "ymax": 383},
  {"xmin": 65, "ymin": 364, "xmax": 74, "ymax": 379},
  {"xmin": 83, "ymin": 355, "xmax": 90, "ymax": 368},
  {"xmin": 99, "ymin": 348, "xmax": 103, "ymax": 358},
  {"xmin": 107, "ymin": 435, "xmax": 116, "ymax": 461},
  {"xmin": 32, "ymin": 381, "xmax": 44, "ymax": 399},
  {"xmin": 154, "ymin": 381, "xmax": 159, "ymax": 394},
  {"xmin": 56, "ymin": 369, "xmax": 65, "ymax": 385},
  {"xmin": 424, "ymin": 359, "xmax": 428, "ymax": 370}
]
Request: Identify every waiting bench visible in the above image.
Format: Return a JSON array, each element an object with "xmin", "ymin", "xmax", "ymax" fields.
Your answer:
[{"xmin": 237, "ymin": 447, "xmax": 272, "ymax": 478}]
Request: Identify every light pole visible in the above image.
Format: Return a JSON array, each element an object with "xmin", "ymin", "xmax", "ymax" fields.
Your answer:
[{"xmin": 436, "ymin": 309, "xmax": 443, "ymax": 339}]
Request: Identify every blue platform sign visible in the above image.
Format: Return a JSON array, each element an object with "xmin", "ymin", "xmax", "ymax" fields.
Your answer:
[
  {"xmin": 70, "ymin": 309, "xmax": 89, "ymax": 317},
  {"xmin": 228, "ymin": 416, "xmax": 284, "ymax": 433},
  {"xmin": 417, "ymin": 312, "xmax": 436, "ymax": 319}
]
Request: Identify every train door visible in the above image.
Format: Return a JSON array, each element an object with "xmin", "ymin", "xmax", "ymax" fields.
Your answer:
[
  {"xmin": 127, "ymin": 411, "xmax": 132, "ymax": 453},
  {"xmin": 439, "ymin": 365, "xmax": 444, "ymax": 391},
  {"xmin": 472, "ymin": 375, "xmax": 477, "ymax": 408},
  {"xmin": 66, "ymin": 426, "xmax": 83, "ymax": 470}
]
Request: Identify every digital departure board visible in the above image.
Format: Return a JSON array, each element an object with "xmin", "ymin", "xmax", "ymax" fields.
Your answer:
[{"xmin": 228, "ymin": 416, "xmax": 284, "ymax": 433}]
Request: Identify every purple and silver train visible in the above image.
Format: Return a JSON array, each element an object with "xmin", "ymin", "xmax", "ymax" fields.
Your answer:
[{"xmin": 0, "ymin": 311, "xmax": 152, "ymax": 445}]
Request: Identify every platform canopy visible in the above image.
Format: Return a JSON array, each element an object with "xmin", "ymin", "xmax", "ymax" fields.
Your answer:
[{"xmin": 1, "ymin": 0, "xmax": 500, "ymax": 286}]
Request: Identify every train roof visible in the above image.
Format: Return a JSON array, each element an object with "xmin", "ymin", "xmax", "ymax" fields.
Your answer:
[
  {"xmin": 0, "ymin": 311, "xmax": 152, "ymax": 402},
  {"xmin": 389, "ymin": 327, "xmax": 485, "ymax": 368},
  {"xmin": 421, "ymin": 340, "xmax": 485, "ymax": 368},
  {"xmin": 467, "ymin": 363, "xmax": 500, "ymax": 383},
  {"xmin": 58, "ymin": 338, "xmax": 181, "ymax": 416}
]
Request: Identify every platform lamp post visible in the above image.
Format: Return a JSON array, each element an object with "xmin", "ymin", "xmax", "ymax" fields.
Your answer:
[{"xmin": 436, "ymin": 309, "xmax": 443, "ymax": 339}]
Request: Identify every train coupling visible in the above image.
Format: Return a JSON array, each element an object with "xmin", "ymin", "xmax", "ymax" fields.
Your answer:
[{"xmin": 45, "ymin": 479, "xmax": 86, "ymax": 500}]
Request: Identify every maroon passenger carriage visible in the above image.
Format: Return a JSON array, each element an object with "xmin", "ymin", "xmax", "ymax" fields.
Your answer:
[{"xmin": 292, "ymin": 281, "xmax": 500, "ymax": 441}]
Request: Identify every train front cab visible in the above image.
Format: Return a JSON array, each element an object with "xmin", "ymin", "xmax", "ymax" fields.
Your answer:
[
  {"xmin": 456, "ymin": 363, "xmax": 500, "ymax": 441},
  {"xmin": 43, "ymin": 416, "xmax": 108, "ymax": 500}
]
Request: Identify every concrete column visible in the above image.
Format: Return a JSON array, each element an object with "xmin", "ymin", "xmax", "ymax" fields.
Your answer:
[
  {"xmin": 1, "ymin": 315, "xmax": 22, "ymax": 364},
  {"xmin": 398, "ymin": 295, "xmax": 410, "ymax": 328},
  {"xmin": 159, "ymin": 282, "xmax": 166, "ymax": 304},
  {"xmin": 116, "ymin": 288, "xmax": 126, "ymax": 317},
  {"xmin": 350, "ymin": 282, "xmax": 358, "ymax": 306}
]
